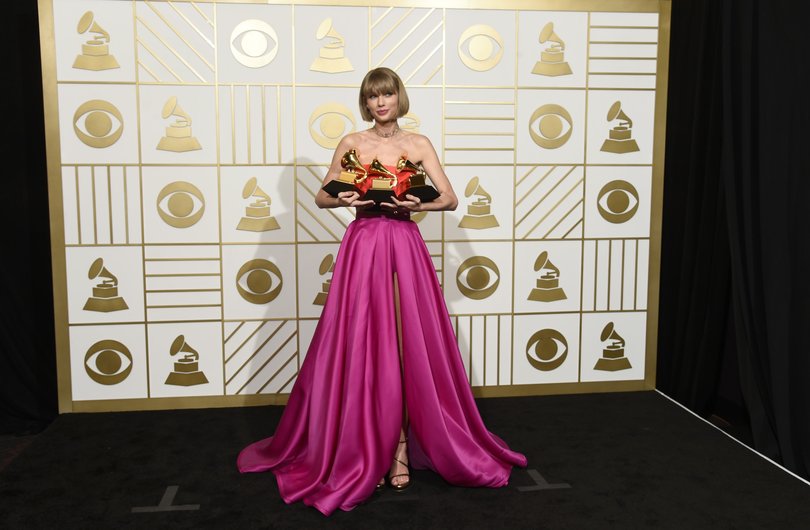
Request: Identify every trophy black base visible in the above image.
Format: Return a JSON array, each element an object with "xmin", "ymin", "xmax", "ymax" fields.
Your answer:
[
  {"xmin": 399, "ymin": 185, "xmax": 440, "ymax": 203},
  {"xmin": 322, "ymin": 180, "xmax": 358, "ymax": 198},
  {"xmin": 364, "ymin": 188, "xmax": 397, "ymax": 205}
]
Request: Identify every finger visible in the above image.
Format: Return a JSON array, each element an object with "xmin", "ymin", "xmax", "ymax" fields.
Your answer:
[
  {"xmin": 380, "ymin": 202, "xmax": 396, "ymax": 210},
  {"xmin": 405, "ymin": 194, "xmax": 420, "ymax": 204}
]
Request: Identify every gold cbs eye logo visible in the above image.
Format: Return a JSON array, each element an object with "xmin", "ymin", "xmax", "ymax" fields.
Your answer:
[
  {"xmin": 236, "ymin": 259, "xmax": 283, "ymax": 304},
  {"xmin": 526, "ymin": 329, "xmax": 568, "ymax": 371},
  {"xmin": 597, "ymin": 180, "xmax": 639, "ymax": 223},
  {"xmin": 84, "ymin": 339, "xmax": 133, "ymax": 385},
  {"xmin": 458, "ymin": 24, "xmax": 504, "ymax": 72},
  {"xmin": 156, "ymin": 181, "xmax": 205, "ymax": 228},
  {"xmin": 73, "ymin": 100, "xmax": 124, "ymax": 148},
  {"xmin": 309, "ymin": 103, "xmax": 356, "ymax": 149},
  {"xmin": 456, "ymin": 256, "xmax": 500, "ymax": 300},
  {"xmin": 230, "ymin": 19, "xmax": 279, "ymax": 68},
  {"xmin": 529, "ymin": 104, "xmax": 573, "ymax": 149}
]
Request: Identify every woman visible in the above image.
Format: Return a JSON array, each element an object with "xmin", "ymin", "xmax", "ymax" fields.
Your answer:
[{"xmin": 238, "ymin": 67, "xmax": 527, "ymax": 516}]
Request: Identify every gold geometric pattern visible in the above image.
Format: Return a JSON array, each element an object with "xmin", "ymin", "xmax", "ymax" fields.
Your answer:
[
  {"xmin": 371, "ymin": 7, "xmax": 443, "ymax": 84},
  {"xmin": 515, "ymin": 166, "xmax": 584, "ymax": 240},
  {"xmin": 224, "ymin": 320, "xmax": 298, "ymax": 395}
]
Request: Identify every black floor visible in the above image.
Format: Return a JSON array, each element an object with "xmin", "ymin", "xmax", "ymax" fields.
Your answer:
[{"xmin": 0, "ymin": 391, "xmax": 808, "ymax": 529}]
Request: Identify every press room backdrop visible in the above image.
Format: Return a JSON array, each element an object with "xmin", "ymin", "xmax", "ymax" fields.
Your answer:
[{"xmin": 38, "ymin": 0, "xmax": 670, "ymax": 412}]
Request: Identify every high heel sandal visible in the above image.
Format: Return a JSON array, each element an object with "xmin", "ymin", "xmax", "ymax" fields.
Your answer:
[{"xmin": 388, "ymin": 438, "xmax": 411, "ymax": 492}]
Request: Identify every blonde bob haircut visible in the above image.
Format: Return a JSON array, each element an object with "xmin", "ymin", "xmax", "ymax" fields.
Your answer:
[{"xmin": 358, "ymin": 67, "xmax": 410, "ymax": 122}]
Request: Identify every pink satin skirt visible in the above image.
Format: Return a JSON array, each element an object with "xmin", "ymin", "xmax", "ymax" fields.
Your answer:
[{"xmin": 237, "ymin": 214, "xmax": 527, "ymax": 515}]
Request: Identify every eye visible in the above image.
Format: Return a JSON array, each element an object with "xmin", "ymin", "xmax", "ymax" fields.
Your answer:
[
  {"xmin": 236, "ymin": 258, "xmax": 283, "ymax": 304},
  {"xmin": 458, "ymin": 24, "xmax": 504, "ymax": 72},
  {"xmin": 529, "ymin": 104, "xmax": 573, "ymax": 149},
  {"xmin": 525, "ymin": 329, "xmax": 568, "ymax": 371},
  {"xmin": 72, "ymin": 100, "xmax": 124, "ymax": 148},
  {"xmin": 84, "ymin": 339, "xmax": 133, "ymax": 385},
  {"xmin": 597, "ymin": 180, "xmax": 639, "ymax": 223},
  {"xmin": 456, "ymin": 256, "xmax": 500, "ymax": 300},
  {"xmin": 229, "ymin": 19, "xmax": 279, "ymax": 68},
  {"xmin": 308, "ymin": 103, "xmax": 356, "ymax": 149},
  {"xmin": 156, "ymin": 181, "xmax": 206, "ymax": 228}
]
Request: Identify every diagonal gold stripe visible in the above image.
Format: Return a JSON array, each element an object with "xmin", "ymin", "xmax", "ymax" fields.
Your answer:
[
  {"xmin": 256, "ymin": 351, "xmax": 298, "ymax": 394},
  {"xmin": 136, "ymin": 37, "xmax": 182, "ymax": 82},
  {"xmin": 296, "ymin": 220, "xmax": 318, "ymax": 241},
  {"xmin": 166, "ymin": 0, "xmax": 214, "ymax": 48},
  {"xmin": 517, "ymin": 170, "xmax": 580, "ymax": 231},
  {"xmin": 395, "ymin": 21, "xmax": 442, "ymax": 71},
  {"xmin": 225, "ymin": 321, "xmax": 272, "ymax": 365},
  {"xmin": 224, "ymin": 321, "xmax": 245, "ymax": 345},
  {"xmin": 515, "ymin": 166, "xmax": 556, "ymax": 209},
  {"xmin": 137, "ymin": 16, "xmax": 206, "ymax": 81},
  {"xmin": 516, "ymin": 165, "xmax": 538, "ymax": 187},
  {"xmin": 236, "ymin": 329, "xmax": 296, "ymax": 394},
  {"xmin": 297, "ymin": 200, "xmax": 342, "ymax": 240},
  {"xmin": 404, "ymin": 41, "xmax": 442, "ymax": 85},
  {"xmin": 542, "ymin": 197, "xmax": 583, "ymax": 239},
  {"xmin": 144, "ymin": 1, "xmax": 214, "ymax": 70},
  {"xmin": 138, "ymin": 60, "xmax": 161, "ymax": 82},
  {"xmin": 371, "ymin": 6, "xmax": 394, "ymax": 30},
  {"xmin": 375, "ymin": 9, "xmax": 435, "ymax": 66},
  {"xmin": 275, "ymin": 368, "xmax": 298, "ymax": 394},
  {"xmin": 371, "ymin": 7, "xmax": 414, "ymax": 50},
  {"xmin": 189, "ymin": 1, "xmax": 213, "ymax": 28},
  {"xmin": 422, "ymin": 62, "xmax": 442, "ymax": 84},
  {"xmin": 562, "ymin": 217, "xmax": 583, "ymax": 239}
]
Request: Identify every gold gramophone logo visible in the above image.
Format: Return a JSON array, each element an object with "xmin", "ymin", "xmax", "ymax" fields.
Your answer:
[
  {"xmin": 456, "ymin": 256, "xmax": 500, "ymax": 300},
  {"xmin": 73, "ymin": 11, "xmax": 119, "ymax": 71},
  {"xmin": 597, "ymin": 180, "xmax": 639, "ymax": 224},
  {"xmin": 529, "ymin": 104, "xmax": 573, "ymax": 149},
  {"xmin": 309, "ymin": 103, "xmax": 356, "ymax": 149},
  {"xmin": 313, "ymin": 254, "xmax": 335, "ymax": 306},
  {"xmin": 594, "ymin": 322, "xmax": 631, "ymax": 371},
  {"xmin": 84, "ymin": 339, "xmax": 132, "ymax": 385},
  {"xmin": 157, "ymin": 97, "xmax": 201, "ymax": 152},
  {"xmin": 236, "ymin": 259, "xmax": 283, "ymax": 304},
  {"xmin": 164, "ymin": 335, "xmax": 209, "ymax": 386},
  {"xmin": 157, "ymin": 181, "xmax": 205, "ymax": 228},
  {"xmin": 310, "ymin": 18, "xmax": 353, "ymax": 73},
  {"xmin": 527, "ymin": 251, "xmax": 566, "ymax": 302},
  {"xmin": 458, "ymin": 24, "xmax": 503, "ymax": 72},
  {"xmin": 73, "ymin": 100, "xmax": 124, "ymax": 148},
  {"xmin": 600, "ymin": 101, "xmax": 640, "ymax": 154},
  {"xmin": 459, "ymin": 177, "xmax": 498, "ymax": 229},
  {"xmin": 237, "ymin": 177, "xmax": 280, "ymax": 232},
  {"xmin": 526, "ymin": 328, "xmax": 568, "ymax": 371},
  {"xmin": 532, "ymin": 22, "xmax": 572, "ymax": 77},
  {"xmin": 83, "ymin": 258, "xmax": 128, "ymax": 312},
  {"xmin": 230, "ymin": 19, "xmax": 279, "ymax": 68}
]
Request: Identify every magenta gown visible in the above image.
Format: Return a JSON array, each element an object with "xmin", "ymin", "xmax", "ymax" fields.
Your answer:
[{"xmin": 237, "ymin": 167, "xmax": 527, "ymax": 516}]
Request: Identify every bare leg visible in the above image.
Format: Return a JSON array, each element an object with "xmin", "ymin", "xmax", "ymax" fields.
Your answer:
[{"xmin": 388, "ymin": 273, "xmax": 410, "ymax": 489}]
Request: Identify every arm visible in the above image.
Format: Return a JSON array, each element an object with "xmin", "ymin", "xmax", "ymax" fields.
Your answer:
[
  {"xmin": 387, "ymin": 135, "xmax": 458, "ymax": 213},
  {"xmin": 315, "ymin": 135, "xmax": 375, "ymax": 209}
]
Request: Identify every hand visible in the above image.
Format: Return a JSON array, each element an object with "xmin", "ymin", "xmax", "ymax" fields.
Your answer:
[
  {"xmin": 381, "ymin": 194, "xmax": 422, "ymax": 214},
  {"xmin": 337, "ymin": 191, "xmax": 374, "ymax": 209}
]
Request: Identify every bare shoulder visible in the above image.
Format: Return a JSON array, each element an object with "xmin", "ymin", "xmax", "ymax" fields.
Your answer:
[
  {"xmin": 340, "ymin": 131, "xmax": 367, "ymax": 148},
  {"xmin": 400, "ymin": 132, "xmax": 435, "ymax": 156}
]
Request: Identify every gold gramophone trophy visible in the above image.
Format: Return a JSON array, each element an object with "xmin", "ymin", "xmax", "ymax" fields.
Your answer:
[
  {"xmin": 600, "ymin": 101, "xmax": 640, "ymax": 154},
  {"xmin": 73, "ymin": 11, "xmax": 120, "ymax": 71},
  {"xmin": 364, "ymin": 157, "xmax": 398, "ymax": 205},
  {"xmin": 310, "ymin": 18, "xmax": 353, "ymax": 73},
  {"xmin": 312, "ymin": 254, "xmax": 335, "ymax": 306},
  {"xmin": 527, "ymin": 251, "xmax": 566, "ymax": 302},
  {"xmin": 396, "ymin": 155, "xmax": 439, "ymax": 202},
  {"xmin": 458, "ymin": 177, "xmax": 499, "ymax": 229},
  {"xmin": 322, "ymin": 149, "xmax": 367, "ymax": 197},
  {"xmin": 164, "ymin": 335, "xmax": 209, "ymax": 386},
  {"xmin": 531, "ymin": 22, "xmax": 572, "ymax": 77},
  {"xmin": 157, "ymin": 97, "xmax": 202, "ymax": 152},
  {"xmin": 237, "ymin": 177, "xmax": 280, "ymax": 231},
  {"xmin": 83, "ymin": 258, "xmax": 128, "ymax": 312},
  {"xmin": 594, "ymin": 322, "xmax": 632, "ymax": 371}
]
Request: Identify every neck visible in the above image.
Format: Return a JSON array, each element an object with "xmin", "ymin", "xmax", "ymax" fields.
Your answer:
[{"xmin": 373, "ymin": 120, "xmax": 399, "ymax": 137}]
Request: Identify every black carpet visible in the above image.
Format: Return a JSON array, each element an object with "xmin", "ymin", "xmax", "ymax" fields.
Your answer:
[{"xmin": 0, "ymin": 391, "xmax": 807, "ymax": 529}]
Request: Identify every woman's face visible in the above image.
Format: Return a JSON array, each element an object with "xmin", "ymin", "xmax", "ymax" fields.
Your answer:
[{"xmin": 366, "ymin": 90, "xmax": 399, "ymax": 122}]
